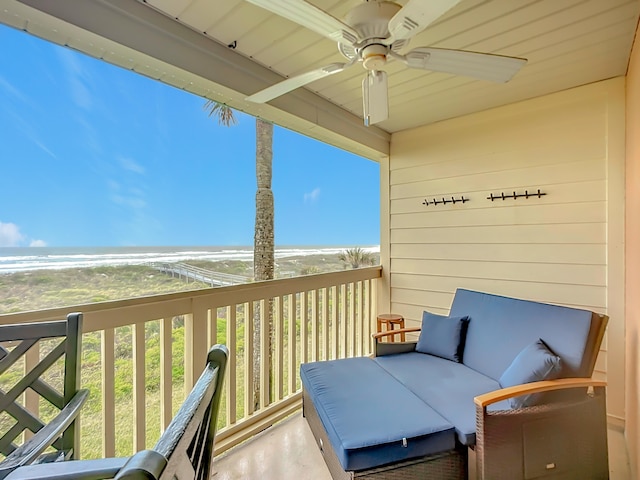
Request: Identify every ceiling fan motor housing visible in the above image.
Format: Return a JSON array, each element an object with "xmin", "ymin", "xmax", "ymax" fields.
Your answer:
[{"xmin": 345, "ymin": 1, "xmax": 402, "ymax": 42}]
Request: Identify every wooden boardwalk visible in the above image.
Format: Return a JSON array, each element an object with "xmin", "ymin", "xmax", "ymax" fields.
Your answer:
[{"xmin": 152, "ymin": 262, "xmax": 250, "ymax": 286}]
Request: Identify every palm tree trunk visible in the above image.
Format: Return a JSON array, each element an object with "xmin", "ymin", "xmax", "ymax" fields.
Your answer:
[{"xmin": 253, "ymin": 119, "xmax": 274, "ymax": 410}]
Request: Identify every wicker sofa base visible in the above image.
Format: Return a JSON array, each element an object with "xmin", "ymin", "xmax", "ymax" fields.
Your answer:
[{"xmin": 303, "ymin": 389, "xmax": 467, "ymax": 480}]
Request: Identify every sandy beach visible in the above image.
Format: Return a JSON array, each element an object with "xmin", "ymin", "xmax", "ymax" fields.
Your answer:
[{"xmin": 0, "ymin": 252, "xmax": 379, "ymax": 315}]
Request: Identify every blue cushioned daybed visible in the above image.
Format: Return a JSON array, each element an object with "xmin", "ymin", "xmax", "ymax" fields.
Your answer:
[{"xmin": 301, "ymin": 289, "xmax": 609, "ymax": 480}]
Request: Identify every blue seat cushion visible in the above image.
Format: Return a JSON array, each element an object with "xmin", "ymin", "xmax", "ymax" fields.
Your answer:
[
  {"xmin": 374, "ymin": 352, "xmax": 510, "ymax": 445},
  {"xmin": 301, "ymin": 357, "xmax": 455, "ymax": 471}
]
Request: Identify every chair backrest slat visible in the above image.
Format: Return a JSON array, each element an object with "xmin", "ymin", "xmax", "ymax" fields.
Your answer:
[
  {"xmin": 30, "ymin": 380, "xmax": 64, "ymax": 410},
  {"xmin": 0, "ymin": 341, "xmax": 37, "ymax": 376},
  {"xmin": 0, "ymin": 427, "xmax": 21, "ymax": 456},
  {"xmin": 0, "ymin": 323, "xmax": 67, "ymax": 343},
  {"xmin": 63, "ymin": 314, "xmax": 82, "ymax": 406},
  {"xmin": 0, "ymin": 400, "xmax": 44, "ymax": 442},
  {"xmin": 0, "ymin": 313, "xmax": 84, "ymax": 468},
  {"xmin": 0, "ymin": 342, "xmax": 66, "ymax": 413}
]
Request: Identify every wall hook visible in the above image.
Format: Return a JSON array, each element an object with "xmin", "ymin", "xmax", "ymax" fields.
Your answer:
[
  {"xmin": 422, "ymin": 195, "xmax": 469, "ymax": 206},
  {"xmin": 486, "ymin": 189, "xmax": 547, "ymax": 201}
]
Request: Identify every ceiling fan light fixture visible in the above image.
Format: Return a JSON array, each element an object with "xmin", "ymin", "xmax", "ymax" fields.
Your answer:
[
  {"xmin": 362, "ymin": 70, "xmax": 388, "ymax": 126},
  {"xmin": 361, "ymin": 44, "xmax": 388, "ymax": 70}
]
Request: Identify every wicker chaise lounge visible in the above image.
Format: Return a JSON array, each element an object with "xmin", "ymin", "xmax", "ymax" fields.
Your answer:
[{"xmin": 301, "ymin": 289, "xmax": 609, "ymax": 480}]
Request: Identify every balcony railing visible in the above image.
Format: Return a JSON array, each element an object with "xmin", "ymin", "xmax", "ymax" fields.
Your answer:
[{"xmin": 0, "ymin": 266, "xmax": 381, "ymax": 459}]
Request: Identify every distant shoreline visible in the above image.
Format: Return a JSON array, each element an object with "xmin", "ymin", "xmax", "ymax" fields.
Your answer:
[
  {"xmin": 0, "ymin": 251, "xmax": 380, "ymax": 315},
  {"xmin": 0, "ymin": 245, "xmax": 380, "ymax": 274}
]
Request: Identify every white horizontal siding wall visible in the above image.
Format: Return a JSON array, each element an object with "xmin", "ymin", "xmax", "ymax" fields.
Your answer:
[{"xmin": 387, "ymin": 78, "xmax": 625, "ymax": 422}]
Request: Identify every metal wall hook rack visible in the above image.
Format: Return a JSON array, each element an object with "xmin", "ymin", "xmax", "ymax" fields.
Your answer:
[
  {"xmin": 422, "ymin": 196, "xmax": 469, "ymax": 206},
  {"xmin": 486, "ymin": 189, "xmax": 546, "ymax": 201}
]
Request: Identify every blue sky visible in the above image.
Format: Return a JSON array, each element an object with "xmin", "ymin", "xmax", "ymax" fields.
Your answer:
[{"xmin": 0, "ymin": 25, "xmax": 380, "ymax": 248}]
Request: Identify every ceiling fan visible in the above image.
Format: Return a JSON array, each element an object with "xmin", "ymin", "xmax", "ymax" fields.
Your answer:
[{"xmin": 244, "ymin": 0, "xmax": 527, "ymax": 126}]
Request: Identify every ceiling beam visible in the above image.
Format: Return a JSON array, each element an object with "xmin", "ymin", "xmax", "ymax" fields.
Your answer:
[{"xmin": 15, "ymin": 0, "xmax": 390, "ymax": 159}]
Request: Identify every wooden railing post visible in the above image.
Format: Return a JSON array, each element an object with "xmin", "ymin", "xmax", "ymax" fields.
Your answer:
[
  {"xmin": 101, "ymin": 328, "xmax": 115, "ymax": 457},
  {"xmin": 226, "ymin": 306, "xmax": 237, "ymax": 425},
  {"xmin": 24, "ymin": 344, "xmax": 39, "ymax": 443},
  {"xmin": 159, "ymin": 317, "xmax": 172, "ymax": 432},
  {"xmin": 244, "ymin": 302, "xmax": 255, "ymax": 417},
  {"xmin": 287, "ymin": 294, "xmax": 297, "ymax": 396},
  {"xmin": 132, "ymin": 321, "xmax": 146, "ymax": 452},
  {"xmin": 185, "ymin": 304, "xmax": 209, "ymax": 393}
]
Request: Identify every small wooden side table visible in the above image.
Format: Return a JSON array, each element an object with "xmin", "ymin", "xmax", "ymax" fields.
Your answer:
[{"xmin": 376, "ymin": 313, "xmax": 406, "ymax": 342}]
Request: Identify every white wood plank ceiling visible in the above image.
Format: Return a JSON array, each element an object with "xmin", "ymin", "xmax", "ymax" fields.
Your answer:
[
  {"xmin": 1, "ymin": 0, "xmax": 639, "ymax": 144},
  {"xmin": 143, "ymin": 0, "xmax": 639, "ymax": 132}
]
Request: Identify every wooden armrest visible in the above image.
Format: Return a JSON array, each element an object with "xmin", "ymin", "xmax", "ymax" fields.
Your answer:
[
  {"xmin": 372, "ymin": 327, "xmax": 421, "ymax": 340},
  {"xmin": 0, "ymin": 389, "xmax": 89, "ymax": 471},
  {"xmin": 474, "ymin": 378, "xmax": 606, "ymax": 408},
  {"xmin": 4, "ymin": 457, "xmax": 128, "ymax": 480}
]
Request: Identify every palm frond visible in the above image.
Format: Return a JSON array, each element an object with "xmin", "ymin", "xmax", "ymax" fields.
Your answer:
[{"xmin": 203, "ymin": 100, "xmax": 237, "ymax": 126}]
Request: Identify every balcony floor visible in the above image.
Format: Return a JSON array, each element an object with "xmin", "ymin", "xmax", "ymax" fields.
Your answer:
[{"xmin": 213, "ymin": 414, "xmax": 631, "ymax": 480}]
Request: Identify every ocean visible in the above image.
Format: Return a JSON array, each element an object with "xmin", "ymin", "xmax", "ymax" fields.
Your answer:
[{"xmin": 0, "ymin": 246, "xmax": 380, "ymax": 274}]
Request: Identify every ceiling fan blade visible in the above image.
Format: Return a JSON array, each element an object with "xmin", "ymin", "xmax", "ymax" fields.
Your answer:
[
  {"xmin": 399, "ymin": 47, "xmax": 527, "ymax": 83},
  {"xmin": 245, "ymin": 0, "xmax": 357, "ymax": 44},
  {"xmin": 388, "ymin": 0, "xmax": 462, "ymax": 41},
  {"xmin": 246, "ymin": 63, "xmax": 351, "ymax": 103},
  {"xmin": 362, "ymin": 70, "xmax": 388, "ymax": 126}
]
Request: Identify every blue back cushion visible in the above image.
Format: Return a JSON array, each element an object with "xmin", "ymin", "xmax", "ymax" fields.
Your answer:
[
  {"xmin": 499, "ymin": 339, "xmax": 563, "ymax": 408},
  {"xmin": 449, "ymin": 289, "xmax": 593, "ymax": 381},
  {"xmin": 415, "ymin": 312, "xmax": 469, "ymax": 362}
]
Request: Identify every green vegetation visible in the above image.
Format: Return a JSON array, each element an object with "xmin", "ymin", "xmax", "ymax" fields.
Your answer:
[
  {"xmin": 338, "ymin": 247, "xmax": 377, "ymax": 269},
  {"xmin": 0, "ymin": 252, "xmax": 379, "ymax": 458},
  {"xmin": 0, "ymin": 265, "xmax": 210, "ymax": 314}
]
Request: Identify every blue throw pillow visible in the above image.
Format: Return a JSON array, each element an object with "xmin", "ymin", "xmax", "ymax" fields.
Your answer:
[
  {"xmin": 499, "ymin": 339, "xmax": 562, "ymax": 409},
  {"xmin": 415, "ymin": 311, "xmax": 470, "ymax": 363}
]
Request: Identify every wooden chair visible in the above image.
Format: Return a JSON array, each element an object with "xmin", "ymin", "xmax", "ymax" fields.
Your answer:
[
  {"xmin": 5, "ymin": 344, "xmax": 229, "ymax": 480},
  {"xmin": 0, "ymin": 313, "xmax": 88, "ymax": 479}
]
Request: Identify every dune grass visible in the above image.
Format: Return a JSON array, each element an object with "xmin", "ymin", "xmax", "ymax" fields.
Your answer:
[{"xmin": 0, "ymin": 252, "xmax": 378, "ymax": 458}]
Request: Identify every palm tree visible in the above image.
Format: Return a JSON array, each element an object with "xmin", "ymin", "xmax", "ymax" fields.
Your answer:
[
  {"xmin": 203, "ymin": 101, "xmax": 275, "ymax": 410},
  {"xmin": 338, "ymin": 247, "xmax": 375, "ymax": 269},
  {"xmin": 252, "ymin": 118, "xmax": 274, "ymax": 411}
]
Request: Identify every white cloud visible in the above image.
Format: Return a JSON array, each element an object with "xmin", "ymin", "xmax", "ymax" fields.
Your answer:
[
  {"xmin": 109, "ymin": 178, "xmax": 147, "ymax": 209},
  {"xmin": 56, "ymin": 49, "xmax": 93, "ymax": 110},
  {"xmin": 304, "ymin": 188, "xmax": 321, "ymax": 204},
  {"xmin": 33, "ymin": 139, "xmax": 57, "ymax": 159},
  {"xmin": 0, "ymin": 222, "xmax": 48, "ymax": 247},
  {"xmin": 119, "ymin": 156, "xmax": 145, "ymax": 174},
  {"xmin": 0, "ymin": 222, "xmax": 25, "ymax": 247},
  {"xmin": 0, "ymin": 75, "xmax": 29, "ymax": 103}
]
